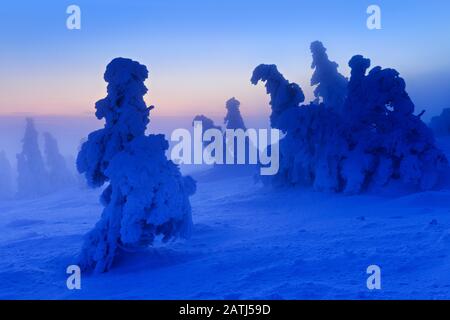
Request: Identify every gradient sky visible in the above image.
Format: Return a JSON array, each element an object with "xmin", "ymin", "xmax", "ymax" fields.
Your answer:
[{"xmin": 0, "ymin": 0, "xmax": 449, "ymax": 119}]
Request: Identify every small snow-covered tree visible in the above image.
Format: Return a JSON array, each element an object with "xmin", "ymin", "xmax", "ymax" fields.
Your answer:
[
  {"xmin": 192, "ymin": 115, "xmax": 222, "ymax": 131},
  {"xmin": 192, "ymin": 115, "xmax": 223, "ymax": 162},
  {"xmin": 77, "ymin": 58, "xmax": 196, "ymax": 273},
  {"xmin": 429, "ymin": 108, "xmax": 450, "ymax": 136},
  {"xmin": 43, "ymin": 132, "xmax": 75, "ymax": 190},
  {"xmin": 192, "ymin": 115, "xmax": 222, "ymax": 147},
  {"xmin": 251, "ymin": 42, "xmax": 448, "ymax": 193},
  {"xmin": 223, "ymin": 97, "xmax": 249, "ymax": 164},
  {"xmin": 224, "ymin": 97, "xmax": 246, "ymax": 130},
  {"xmin": 0, "ymin": 151, "xmax": 13, "ymax": 199},
  {"xmin": 310, "ymin": 41, "xmax": 348, "ymax": 112},
  {"xmin": 16, "ymin": 118, "xmax": 50, "ymax": 198}
]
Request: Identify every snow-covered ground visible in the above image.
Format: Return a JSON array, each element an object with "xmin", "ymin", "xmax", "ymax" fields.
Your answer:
[{"xmin": 2, "ymin": 157, "xmax": 450, "ymax": 299}]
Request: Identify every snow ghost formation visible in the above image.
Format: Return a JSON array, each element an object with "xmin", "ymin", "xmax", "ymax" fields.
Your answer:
[
  {"xmin": 16, "ymin": 118, "xmax": 50, "ymax": 198},
  {"xmin": 0, "ymin": 150, "xmax": 13, "ymax": 199},
  {"xmin": 251, "ymin": 41, "xmax": 448, "ymax": 193},
  {"xmin": 77, "ymin": 58, "xmax": 196, "ymax": 273},
  {"xmin": 310, "ymin": 41, "xmax": 348, "ymax": 112},
  {"xmin": 192, "ymin": 115, "xmax": 222, "ymax": 132},
  {"xmin": 429, "ymin": 108, "xmax": 450, "ymax": 136},
  {"xmin": 192, "ymin": 98, "xmax": 250, "ymax": 164},
  {"xmin": 223, "ymin": 97, "xmax": 249, "ymax": 163},
  {"xmin": 192, "ymin": 115, "xmax": 222, "ymax": 147},
  {"xmin": 43, "ymin": 132, "xmax": 75, "ymax": 190},
  {"xmin": 224, "ymin": 97, "xmax": 246, "ymax": 130}
]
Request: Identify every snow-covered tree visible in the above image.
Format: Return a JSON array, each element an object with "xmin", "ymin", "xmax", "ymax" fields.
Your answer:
[
  {"xmin": 224, "ymin": 97, "xmax": 246, "ymax": 130},
  {"xmin": 429, "ymin": 108, "xmax": 450, "ymax": 136},
  {"xmin": 192, "ymin": 115, "xmax": 222, "ymax": 147},
  {"xmin": 251, "ymin": 42, "xmax": 448, "ymax": 193},
  {"xmin": 251, "ymin": 64, "xmax": 305, "ymax": 129},
  {"xmin": 77, "ymin": 58, "xmax": 196, "ymax": 273},
  {"xmin": 310, "ymin": 41, "xmax": 348, "ymax": 112},
  {"xmin": 16, "ymin": 118, "xmax": 50, "ymax": 198},
  {"xmin": 192, "ymin": 115, "xmax": 222, "ymax": 131},
  {"xmin": 0, "ymin": 151, "xmax": 13, "ymax": 199},
  {"xmin": 43, "ymin": 132, "xmax": 75, "ymax": 190},
  {"xmin": 223, "ymin": 97, "xmax": 254, "ymax": 165},
  {"xmin": 341, "ymin": 55, "xmax": 447, "ymax": 191}
]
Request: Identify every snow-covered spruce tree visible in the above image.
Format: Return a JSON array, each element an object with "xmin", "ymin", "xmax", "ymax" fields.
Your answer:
[
  {"xmin": 251, "ymin": 63, "xmax": 344, "ymax": 189},
  {"xmin": 192, "ymin": 115, "xmax": 222, "ymax": 147},
  {"xmin": 192, "ymin": 115, "xmax": 222, "ymax": 131},
  {"xmin": 251, "ymin": 64, "xmax": 305, "ymax": 129},
  {"xmin": 310, "ymin": 41, "xmax": 348, "ymax": 112},
  {"xmin": 341, "ymin": 55, "xmax": 448, "ymax": 191},
  {"xmin": 224, "ymin": 97, "xmax": 246, "ymax": 130},
  {"xmin": 16, "ymin": 118, "xmax": 50, "ymax": 198},
  {"xmin": 251, "ymin": 43, "xmax": 448, "ymax": 193},
  {"xmin": 429, "ymin": 108, "xmax": 450, "ymax": 136},
  {"xmin": 77, "ymin": 58, "xmax": 196, "ymax": 273},
  {"xmin": 0, "ymin": 150, "xmax": 13, "ymax": 199},
  {"xmin": 43, "ymin": 132, "xmax": 75, "ymax": 190},
  {"xmin": 223, "ymin": 97, "xmax": 253, "ymax": 165},
  {"xmin": 192, "ymin": 115, "xmax": 223, "ymax": 163}
]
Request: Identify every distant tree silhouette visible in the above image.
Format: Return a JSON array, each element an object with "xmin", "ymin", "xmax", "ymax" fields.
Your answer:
[
  {"xmin": 16, "ymin": 118, "xmax": 50, "ymax": 198},
  {"xmin": 44, "ymin": 132, "xmax": 75, "ymax": 190}
]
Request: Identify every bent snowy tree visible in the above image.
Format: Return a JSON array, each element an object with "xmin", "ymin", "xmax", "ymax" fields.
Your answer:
[
  {"xmin": 251, "ymin": 42, "xmax": 448, "ymax": 193},
  {"xmin": 77, "ymin": 58, "xmax": 196, "ymax": 273}
]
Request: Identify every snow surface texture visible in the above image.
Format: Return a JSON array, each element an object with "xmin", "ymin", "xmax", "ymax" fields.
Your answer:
[
  {"xmin": 430, "ymin": 108, "xmax": 450, "ymax": 137},
  {"xmin": 3, "ymin": 165, "xmax": 450, "ymax": 299},
  {"xmin": 76, "ymin": 58, "xmax": 196, "ymax": 273},
  {"xmin": 251, "ymin": 41, "xmax": 449, "ymax": 193}
]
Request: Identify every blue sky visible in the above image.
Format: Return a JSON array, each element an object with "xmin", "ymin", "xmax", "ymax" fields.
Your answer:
[{"xmin": 0, "ymin": 0, "xmax": 449, "ymax": 119}]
